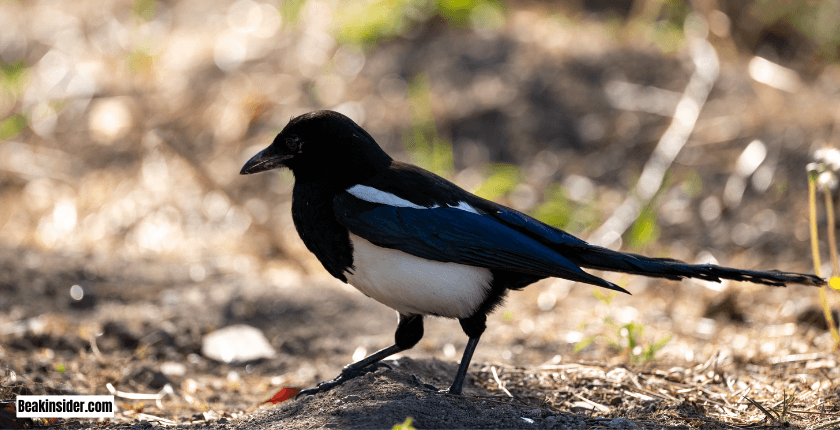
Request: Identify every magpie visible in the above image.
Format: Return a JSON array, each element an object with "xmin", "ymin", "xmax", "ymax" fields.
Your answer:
[{"xmin": 240, "ymin": 110, "xmax": 824, "ymax": 397}]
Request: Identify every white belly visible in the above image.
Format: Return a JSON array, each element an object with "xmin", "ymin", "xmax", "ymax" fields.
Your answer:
[{"xmin": 344, "ymin": 233, "xmax": 493, "ymax": 319}]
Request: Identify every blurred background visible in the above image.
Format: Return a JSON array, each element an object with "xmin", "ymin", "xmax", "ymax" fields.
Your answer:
[
  {"xmin": 2, "ymin": 0, "xmax": 840, "ymax": 274},
  {"xmin": 2, "ymin": 0, "xmax": 840, "ymax": 422}
]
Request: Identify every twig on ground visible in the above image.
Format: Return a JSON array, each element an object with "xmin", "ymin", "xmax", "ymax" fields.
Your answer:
[
  {"xmin": 811, "ymin": 418, "xmax": 840, "ymax": 430},
  {"xmin": 491, "ymin": 366, "xmax": 513, "ymax": 398},
  {"xmin": 573, "ymin": 393, "xmax": 610, "ymax": 413},
  {"xmin": 743, "ymin": 395, "xmax": 781, "ymax": 425},
  {"xmin": 768, "ymin": 353, "xmax": 824, "ymax": 364},
  {"xmin": 786, "ymin": 410, "xmax": 840, "ymax": 417},
  {"xmin": 106, "ymin": 382, "xmax": 171, "ymax": 401},
  {"xmin": 88, "ymin": 334, "xmax": 104, "ymax": 363},
  {"xmin": 136, "ymin": 413, "xmax": 177, "ymax": 426}
]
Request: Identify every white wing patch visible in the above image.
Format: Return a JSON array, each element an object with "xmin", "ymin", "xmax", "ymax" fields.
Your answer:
[
  {"xmin": 346, "ymin": 185, "xmax": 480, "ymax": 214},
  {"xmin": 447, "ymin": 201, "xmax": 480, "ymax": 214},
  {"xmin": 346, "ymin": 185, "xmax": 425, "ymax": 209}
]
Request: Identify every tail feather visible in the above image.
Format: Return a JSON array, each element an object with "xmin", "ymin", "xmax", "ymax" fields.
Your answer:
[{"xmin": 564, "ymin": 245, "xmax": 825, "ymax": 287}]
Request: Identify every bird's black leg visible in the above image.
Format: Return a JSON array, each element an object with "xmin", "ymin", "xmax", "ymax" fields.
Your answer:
[
  {"xmin": 447, "ymin": 313, "xmax": 487, "ymax": 395},
  {"xmin": 297, "ymin": 313, "xmax": 423, "ymax": 398}
]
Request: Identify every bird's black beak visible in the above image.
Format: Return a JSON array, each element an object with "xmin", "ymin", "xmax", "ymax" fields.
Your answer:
[{"xmin": 240, "ymin": 147, "xmax": 293, "ymax": 175}]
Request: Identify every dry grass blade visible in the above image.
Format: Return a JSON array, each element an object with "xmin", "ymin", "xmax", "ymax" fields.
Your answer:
[
  {"xmin": 622, "ymin": 384, "xmax": 673, "ymax": 402},
  {"xmin": 573, "ymin": 393, "xmax": 610, "ymax": 413},
  {"xmin": 768, "ymin": 353, "xmax": 824, "ymax": 364},
  {"xmin": 136, "ymin": 413, "xmax": 177, "ymax": 426},
  {"xmin": 787, "ymin": 410, "xmax": 840, "ymax": 417},
  {"xmin": 698, "ymin": 395, "xmax": 740, "ymax": 417},
  {"xmin": 812, "ymin": 418, "xmax": 840, "ymax": 430},
  {"xmin": 742, "ymin": 396, "xmax": 780, "ymax": 425},
  {"xmin": 88, "ymin": 333, "xmax": 104, "ymax": 363},
  {"xmin": 588, "ymin": 38, "xmax": 719, "ymax": 247},
  {"xmin": 105, "ymin": 383, "xmax": 170, "ymax": 400},
  {"xmin": 491, "ymin": 366, "xmax": 513, "ymax": 398},
  {"xmin": 622, "ymin": 390, "xmax": 654, "ymax": 401}
]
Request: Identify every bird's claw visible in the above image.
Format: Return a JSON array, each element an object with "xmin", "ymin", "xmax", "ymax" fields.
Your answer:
[
  {"xmin": 362, "ymin": 361, "xmax": 392, "ymax": 372},
  {"xmin": 295, "ymin": 362, "xmax": 391, "ymax": 400},
  {"xmin": 295, "ymin": 380, "xmax": 341, "ymax": 399}
]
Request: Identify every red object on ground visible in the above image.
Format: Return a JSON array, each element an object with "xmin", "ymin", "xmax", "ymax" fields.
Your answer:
[{"xmin": 265, "ymin": 387, "xmax": 301, "ymax": 404}]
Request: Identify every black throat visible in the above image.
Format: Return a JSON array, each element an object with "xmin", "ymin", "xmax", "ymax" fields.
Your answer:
[{"xmin": 291, "ymin": 180, "xmax": 354, "ymax": 282}]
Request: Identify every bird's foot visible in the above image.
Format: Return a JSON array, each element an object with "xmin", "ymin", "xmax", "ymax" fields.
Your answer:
[
  {"xmin": 441, "ymin": 388, "xmax": 463, "ymax": 396},
  {"xmin": 296, "ymin": 362, "xmax": 392, "ymax": 399}
]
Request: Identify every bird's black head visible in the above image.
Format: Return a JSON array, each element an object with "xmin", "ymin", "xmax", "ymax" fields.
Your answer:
[{"xmin": 240, "ymin": 110, "xmax": 392, "ymax": 186}]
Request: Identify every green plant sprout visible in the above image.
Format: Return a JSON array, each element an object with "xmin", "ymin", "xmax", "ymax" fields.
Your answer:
[
  {"xmin": 625, "ymin": 203, "xmax": 660, "ymax": 250},
  {"xmin": 473, "ymin": 164, "xmax": 520, "ymax": 201},
  {"xmin": 0, "ymin": 114, "xmax": 26, "ymax": 142},
  {"xmin": 575, "ymin": 288, "xmax": 672, "ymax": 364},
  {"xmin": 681, "ymin": 170, "xmax": 703, "ymax": 197},
  {"xmin": 625, "ymin": 169, "xmax": 676, "ymax": 251},
  {"xmin": 776, "ymin": 390, "xmax": 796, "ymax": 423},
  {"xmin": 1, "ymin": 60, "xmax": 29, "ymax": 99},
  {"xmin": 531, "ymin": 183, "xmax": 600, "ymax": 233},
  {"xmin": 0, "ymin": 59, "xmax": 30, "ymax": 142},
  {"xmin": 392, "ymin": 417, "xmax": 416, "ymax": 430},
  {"xmin": 280, "ymin": 0, "xmax": 305, "ymax": 26},
  {"xmin": 333, "ymin": 0, "xmax": 504, "ymax": 46},
  {"xmin": 132, "ymin": 0, "xmax": 157, "ymax": 21},
  {"xmin": 404, "ymin": 74, "xmax": 453, "ymax": 177}
]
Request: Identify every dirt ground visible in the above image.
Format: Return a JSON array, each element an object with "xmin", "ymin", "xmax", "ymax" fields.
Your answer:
[
  {"xmin": 2, "ymin": 241, "xmax": 839, "ymax": 429},
  {"xmin": 3, "ymin": 1, "xmax": 840, "ymax": 429}
]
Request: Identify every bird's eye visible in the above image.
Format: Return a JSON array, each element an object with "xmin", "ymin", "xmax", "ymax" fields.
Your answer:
[{"xmin": 286, "ymin": 137, "xmax": 302, "ymax": 153}]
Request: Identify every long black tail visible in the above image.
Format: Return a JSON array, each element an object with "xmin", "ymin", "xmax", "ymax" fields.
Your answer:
[{"xmin": 563, "ymin": 244, "xmax": 825, "ymax": 287}]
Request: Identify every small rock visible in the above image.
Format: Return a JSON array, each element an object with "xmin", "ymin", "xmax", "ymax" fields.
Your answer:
[
  {"xmin": 68, "ymin": 284, "xmax": 97, "ymax": 310},
  {"xmin": 128, "ymin": 367, "xmax": 172, "ymax": 390},
  {"xmin": 545, "ymin": 415, "xmax": 573, "ymax": 427},
  {"xmin": 100, "ymin": 321, "xmax": 140, "ymax": 350},
  {"xmin": 608, "ymin": 417, "xmax": 638, "ymax": 429},
  {"xmin": 345, "ymin": 395, "xmax": 360, "ymax": 402},
  {"xmin": 201, "ymin": 324, "xmax": 276, "ymax": 363},
  {"xmin": 798, "ymin": 307, "xmax": 839, "ymax": 330},
  {"xmin": 160, "ymin": 361, "xmax": 186, "ymax": 376}
]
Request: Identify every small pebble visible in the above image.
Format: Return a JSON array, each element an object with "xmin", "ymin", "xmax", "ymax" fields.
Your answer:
[
  {"xmin": 608, "ymin": 417, "xmax": 638, "ymax": 429},
  {"xmin": 201, "ymin": 324, "xmax": 276, "ymax": 363}
]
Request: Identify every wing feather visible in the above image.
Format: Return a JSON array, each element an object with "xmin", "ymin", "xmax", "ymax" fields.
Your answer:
[{"xmin": 333, "ymin": 193, "xmax": 627, "ymax": 293}]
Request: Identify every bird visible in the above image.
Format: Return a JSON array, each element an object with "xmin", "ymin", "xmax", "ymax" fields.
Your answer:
[{"xmin": 240, "ymin": 110, "xmax": 824, "ymax": 397}]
